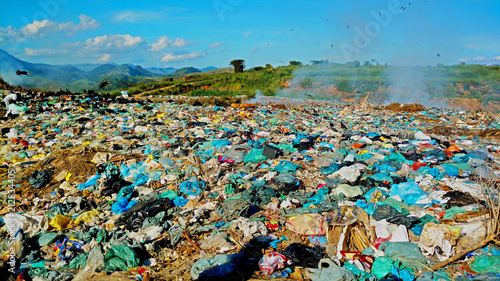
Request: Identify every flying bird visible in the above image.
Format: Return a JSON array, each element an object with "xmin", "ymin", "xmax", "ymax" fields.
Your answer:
[
  {"xmin": 437, "ymin": 53, "xmax": 441, "ymax": 57},
  {"xmin": 346, "ymin": 25, "xmax": 349, "ymax": 29},
  {"xmin": 99, "ymin": 81, "xmax": 111, "ymax": 89},
  {"xmin": 16, "ymin": 70, "xmax": 30, "ymax": 76}
]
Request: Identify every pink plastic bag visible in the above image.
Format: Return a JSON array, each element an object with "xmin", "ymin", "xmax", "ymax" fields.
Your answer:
[{"xmin": 258, "ymin": 252, "xmax": 292, "ymax": 275}]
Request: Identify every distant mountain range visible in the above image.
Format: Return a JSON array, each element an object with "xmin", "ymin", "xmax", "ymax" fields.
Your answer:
[{"xmin": 0, "ymin": 49, "xmax": 217, "ymax": 91}]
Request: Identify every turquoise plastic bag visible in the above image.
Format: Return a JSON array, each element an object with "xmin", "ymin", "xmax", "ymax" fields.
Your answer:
[
  {"xmin": 244, "ymin": 148, "xmax": 267, "ymax": 163},
  {"xmin": 471, "ymin": 255, "xmax": 500, "ymax": 274},
  {"xmin": 390, "ymin": 181, "xmax": 428, "ymax": 205}
]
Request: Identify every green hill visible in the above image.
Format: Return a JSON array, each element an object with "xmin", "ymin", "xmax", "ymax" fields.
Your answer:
[{"xmin": 87, "ymin": 64, "xmax": 117, "ymax": 77}]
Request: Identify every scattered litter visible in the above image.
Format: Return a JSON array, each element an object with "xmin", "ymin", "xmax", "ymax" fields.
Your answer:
[{"xmin": 1, "ymin": 93, "xmax": 499, "ymax": 280}]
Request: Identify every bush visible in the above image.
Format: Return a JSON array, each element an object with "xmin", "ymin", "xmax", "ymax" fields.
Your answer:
[
  {"xmin": 300, "ymin": 77, "xmax": 313, "ymax": 89},
  {"xmin": 337, "ymin": 79, "xmax": 354, "ymax": 92}
]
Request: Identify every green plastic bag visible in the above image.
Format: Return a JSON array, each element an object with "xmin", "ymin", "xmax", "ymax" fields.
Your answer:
[
  {"xmin": 442, "ymin": 206, "xmax": 466, "ymax": 219},
  {"xmin": 471, "ymin": 255, "xmax": 500, "ymax": 273},
  {"xmin": 66, "ymin": 253, "xmax": 88, "ymax": 269},
  {"xmin": 371, "ymin": 257, "xmax": 394, "ymax": 279},
  {"xmin": 276, "ymin": 143, "xmax": 298, "ymax": 152},
  {"xmin": 380, "ymin": 242, "xmax": 428, "ymax": 271},
  {"xmin": 38, "ymin": 232, "xmax": 58, "ymax": 247},
  {"xmin": 244, "ymin": 148, "xmax": 267, "ymax": 163},
  {"xmin": 96, "ymin": 229, "xmax": 108, "ymax": 243},
  {"xmin": 105, "ymin": 244, "xmax": 140, "ymax": 269},
  {"xmin": 157, "ymin": 190, "xmax": 178, "ymax": 200},
  {"xmin": 103, "ymin": 163, "xmax": 120, "ymax": 178},
  {"xmin": 105, "ymin": 257, "xmax": 128, "ymax": 272}
]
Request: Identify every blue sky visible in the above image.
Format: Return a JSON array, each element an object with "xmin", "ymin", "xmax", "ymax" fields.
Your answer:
[{"xmin": 0, "ymin": 0, "xmax": 499, "ymax": 68}]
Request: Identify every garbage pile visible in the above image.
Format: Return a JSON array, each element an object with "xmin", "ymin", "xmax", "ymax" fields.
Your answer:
[{"xmin": 1, "ymin": 93, "xmax": 500, "ymax": 281}]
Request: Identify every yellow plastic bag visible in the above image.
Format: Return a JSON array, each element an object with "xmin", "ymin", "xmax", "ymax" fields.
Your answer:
[
  {"xmin": 286, "ymin": 213, "xmax": 328, "ymax": 236},
  {"xmin": 49, "ymin": 214, "xmax": 73, "ymax": 230},
  {"xmin": 74, "ymin": 209, "xmax": 101, "ymax": 225}
]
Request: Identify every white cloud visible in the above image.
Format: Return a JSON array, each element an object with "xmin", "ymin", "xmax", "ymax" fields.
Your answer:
[
  {"xmin": 113, "ymin": 10, "xmax": 163, "ymax": 23},
  {"xmin": 84, "ymin": 34, "xmax": 145, "ymax": 49},
  {"xmin": 150, "ymin": 36, "xmax": 193, "ymax": 51},
  {"xmin": 24, "ymin": 48, "xmax": 57, "ymax": 56},
  {"xmin": 206, "ymin": 42, "xmax": 227, "ymax": 53},
  {"xmin": 244, "ymin": 31, "xmax": 252, "ymax": 37},
  {"xmin": 151, "ymin": 36, "xmax": 173, "ymax": 51},
  {"xmin": 74, "ymin": 14, "xmax": 101, "ymax": 31},
  {"xmin": 50, "ymin": 34, "xmax": 147, "ymax": 62},
  {"xmin": 209, "ymin": 42, "xmax": 223, "ymax": 49},
  {"xmin": 21, "ymin": 20, "xmax": 57, "ymax": 36},
  {"xmin": 0, "ymin": 26, "xmax": 25, "ymax": 44},
  {"xmin": 172, "ymin": 38, "xmax": 192, "ymax": 48},
  {"xmin": 460, "ymin": 56, "xmax": 500, "ymax": 65},
  {"xmin": 98, "ymin": 54, "xmax": 111, "ymax": 62},
  {"xmin": 6, "ymin": 26, "xmax": 208, "ymax": 64},
  {"xmin": 0, "ymin": 15, "xmax": 100, "ymax": 46},
  {"xmin": 249, "ymin": 47, "xmax": 259, "ymax": 53},
  {"xmin": 21, "ymin": 15, "xmax": 100, "ymax": 36},
  {"xmin": 161, "ymin": 52, "xmax": 205, "ymax": 62},
  {"xmin": 57, "ymin": 34, "xmax": 151, "ymax": 63}
]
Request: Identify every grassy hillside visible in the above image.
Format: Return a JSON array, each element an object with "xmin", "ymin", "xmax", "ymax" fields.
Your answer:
[
  {"xmin": 103, "ymin": 62, "xmax": 500, "ymax": 111},
  {"xmin": 106, "ymin": 65, "xmax": 299, "ymax": 97},
  {"xmin": 4, "ymin": 55, "xmax": 498, "ymax": 111},
  {"xmin": 280, "ymin": 63, "xmax": 500, "ymax": 107}
]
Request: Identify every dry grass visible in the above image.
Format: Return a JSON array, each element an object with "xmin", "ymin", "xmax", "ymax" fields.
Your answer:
[{"xmin": 479, "ymin": 177, "xmax": 500, "ymax": 240}]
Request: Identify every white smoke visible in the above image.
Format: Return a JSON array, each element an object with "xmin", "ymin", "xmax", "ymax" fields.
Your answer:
[{"xmin": 384, "ymin": 65, "xmax": 450, "ymax": 108}]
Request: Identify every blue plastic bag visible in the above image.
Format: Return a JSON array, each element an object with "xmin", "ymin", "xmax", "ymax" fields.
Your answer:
[
  {"xmin": 111, "ymin": 197, "xmax": 138, "ymax": 214},
  {"xmin": 390, "ymin": 182, "xmax": 428, "ymax": 205},
  {"xmin": 179, "ymin": 177, "xmax": 205, "ymax": 197},
  {"xmin": 77, "ymin": 174, "xmax": 100, "ymax": 190}
]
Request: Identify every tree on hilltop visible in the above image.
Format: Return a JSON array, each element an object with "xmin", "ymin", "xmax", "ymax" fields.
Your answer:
[{"xmin": 230, "ymin": 59, "xmax": 245, "ymax": 73}]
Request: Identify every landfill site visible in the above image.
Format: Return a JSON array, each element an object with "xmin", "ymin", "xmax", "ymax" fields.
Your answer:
[{"xmin": 1, "ymin": 88, "xmax": 500, "ymax": 281}]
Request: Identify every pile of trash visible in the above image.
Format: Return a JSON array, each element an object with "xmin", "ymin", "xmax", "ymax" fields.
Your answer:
[{"xmin": 1, "ymin": 92, "xmax": 500, "ymax": 281}]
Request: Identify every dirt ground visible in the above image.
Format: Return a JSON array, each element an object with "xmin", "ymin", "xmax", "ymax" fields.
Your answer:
[{"xmin": 384, "ymin": 103, "xmax": 427, "ymax": 112}]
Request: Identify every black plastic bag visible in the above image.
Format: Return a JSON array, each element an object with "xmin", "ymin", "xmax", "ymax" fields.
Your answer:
[
  {"xmin": 102, "ymin": 178, "xmax": 131, "ymax": 197},
  {"xmin": 284, "ymin": 243, "xmax": 327, "ymax": 268},
  {"xmin": 241, "ymin": 184, "xmax": 276, "ymax": 206},
  {"xmin": 372, "ymin": 205, "xmax": 419, "ymax": 228},
  {"xmin": 115, "ymin": 198, "xmax": 173, "ymax": 230},
  {"xmin": 444, "ymin": 190, "xmax": 481, "ymax": 207},
  {"xmin": 29, "ymin": 170, "xmax": 51, "ymax": 189}
]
